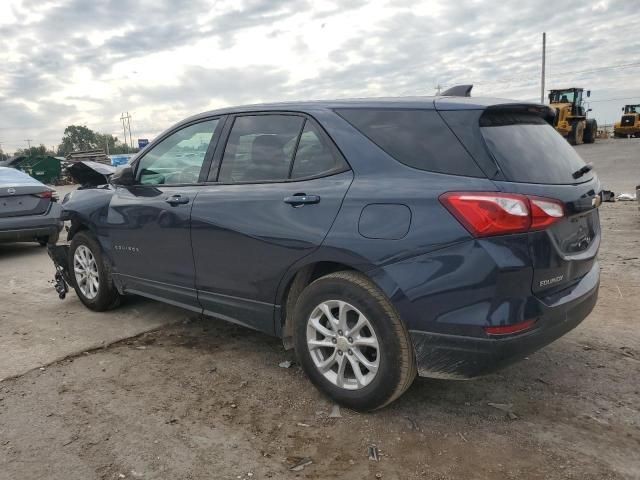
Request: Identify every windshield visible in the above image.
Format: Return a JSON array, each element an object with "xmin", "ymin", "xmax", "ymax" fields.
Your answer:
[
  {"xmin": 549, "ymin": 90, "xmax": 579, "ymax": 104},
  {"xmin": 480, "ymin": 113, "xmax": 593, "ymax": 185},
  {"xmin": 624, "ymin": 105, "xmax": 639, "ymax": 114}
]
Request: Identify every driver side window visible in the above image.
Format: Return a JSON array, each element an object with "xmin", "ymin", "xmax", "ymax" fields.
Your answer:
[{"xmin": 137, "ymin": 119, "xmax": 219, "ymax": 185}]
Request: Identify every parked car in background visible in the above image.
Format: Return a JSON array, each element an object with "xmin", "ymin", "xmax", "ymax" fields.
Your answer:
[
  {"xmin": 48, "ymin": 97, "xmax": 601, "ymax": 410},
  {"xmin": 0, "ymin": 167, "xmax": 62, "ymax": 246}
]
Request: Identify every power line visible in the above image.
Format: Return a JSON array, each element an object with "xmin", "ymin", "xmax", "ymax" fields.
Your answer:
[{"xmin": 588, "ymin": 96, "xmax": 640, "ymax": 103}]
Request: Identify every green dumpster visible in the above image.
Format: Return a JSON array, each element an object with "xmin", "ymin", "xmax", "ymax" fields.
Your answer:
[{"xmin": 14, "ymin": 155, "xmax": 62, "ymax": 184}]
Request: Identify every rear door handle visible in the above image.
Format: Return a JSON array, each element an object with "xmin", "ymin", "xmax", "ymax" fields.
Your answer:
[
  {"xmin": 283, "ymin": 194, "xmax": 321, "ymax": 207},
  {"xmin": 165, "ymin": 194, "xmax": 190, "ymax": 206}
]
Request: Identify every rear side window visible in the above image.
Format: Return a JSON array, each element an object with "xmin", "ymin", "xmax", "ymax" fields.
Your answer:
[
  {"xmin": 480, "ymin": 112, "xmax": 593, "ymax": 184},
  {"xmin": 336, "ymin": 109, "xmax": 483, "ymax": 177},
  {"xmin": 290, "ymin": 121, "xmax": 347, "ymax": 179},
  {"xmin": 218, "ymin": 115, "xmax": 303, "ymax": 183}
]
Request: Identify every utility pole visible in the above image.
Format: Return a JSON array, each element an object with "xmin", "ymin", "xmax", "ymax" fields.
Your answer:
[
  {"xmin": 24, "ymin": 139, "xmax": 32, "ymax": 149},
  {"xmin": 435, "ymin": 84, "xmax": 442, "ymax": 96},
  {"xmin": 120, "ymin": 112, "xmax": 131, "ymax": 152},
  {"xmin": 126, "ymin": 112, "xmax": 133, "ymax": 151},
  {"xmin": 540, "ymin": 32, "xmax": 546, "ymax": 104}
]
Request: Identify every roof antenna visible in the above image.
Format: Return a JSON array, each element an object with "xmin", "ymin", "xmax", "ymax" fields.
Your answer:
[{"xmin": 441, "ymin": 85, "xmax": 473, "ymax": 97}]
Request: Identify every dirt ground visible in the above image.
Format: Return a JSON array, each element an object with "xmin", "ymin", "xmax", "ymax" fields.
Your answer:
[{"xmin": 1, "ymin": 139, "xmax": 639, "ymax": 479}]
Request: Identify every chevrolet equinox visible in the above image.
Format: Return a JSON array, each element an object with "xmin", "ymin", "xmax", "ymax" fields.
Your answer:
[{"xmin": 49, "ymin": 96, "xmax": 601, "ymax": 410}]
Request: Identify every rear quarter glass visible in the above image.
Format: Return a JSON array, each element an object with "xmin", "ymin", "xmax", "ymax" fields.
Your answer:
[
  {"xmin": 479, "ymin": 112, "xmax": 593, "ymax": 185},
  {"xmin": 335, "ymin": 109, "xmax": 485, "ymax": 177}
]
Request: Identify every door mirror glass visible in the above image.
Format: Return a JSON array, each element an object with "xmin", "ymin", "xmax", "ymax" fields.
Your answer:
[
  {"xmin": 110, "ymin": 165, "xmax": 135, "ymax": 186},
  {"xmin": 586, "ymin": 90, "xmax": 591, "ymax": 98},
  {"xmin": 137, "ymin": 119, "xmax": 219, "ymax": 185}
]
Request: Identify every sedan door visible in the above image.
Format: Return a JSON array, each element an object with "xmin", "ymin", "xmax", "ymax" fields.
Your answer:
[
  {"xmin": 191, "ymin": 114, "xmax": 353, "ymax": 333},
  {"xmin": 107, "ymin": 118, "xmax": 223, "ymax": 311}
]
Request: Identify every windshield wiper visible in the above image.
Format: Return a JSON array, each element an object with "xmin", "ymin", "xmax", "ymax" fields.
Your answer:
[{"xmin": 572, "ymin": 163, "xmax": 593, "ymax": 180}]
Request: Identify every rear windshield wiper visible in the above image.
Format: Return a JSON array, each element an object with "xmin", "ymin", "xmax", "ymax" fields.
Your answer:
[{"xmin": 572, "ymin": 163, "xmax": 593, "ymax": 180}]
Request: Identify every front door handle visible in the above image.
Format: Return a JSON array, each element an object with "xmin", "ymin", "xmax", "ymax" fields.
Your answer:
[
  {"xmin": 283, "ymin": 194, "xmax": 321, "ymax": 207},
  {"xmin": 165, "ymin": 194, "xmax": 190, "ymax": 206}
]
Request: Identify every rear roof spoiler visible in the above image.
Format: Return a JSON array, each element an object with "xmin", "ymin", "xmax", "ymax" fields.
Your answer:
[{"xmin": 441, "ymin": 85, "xmax": 473, "ymax": 97}]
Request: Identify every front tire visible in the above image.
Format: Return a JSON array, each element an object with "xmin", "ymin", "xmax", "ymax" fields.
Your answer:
[
  {"xmin": 568, "ymin": 121, "xmax": 585, "ymax": 145},
  {"xmin": 293, "ymin": 271, "xmax": 416, "ymax": 411},
  {"xmin": 68, "ymin": 231, "xmax": 121, "ymax": 311},
  {"xmin": 584, "ymin": 119, "xmax": 597, "ymax": 144}
]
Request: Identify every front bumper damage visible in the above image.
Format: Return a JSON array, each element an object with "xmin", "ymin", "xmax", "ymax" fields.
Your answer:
[{"xmin": 48, "ymin": 244, "xmax": 71, "ymax": 299}]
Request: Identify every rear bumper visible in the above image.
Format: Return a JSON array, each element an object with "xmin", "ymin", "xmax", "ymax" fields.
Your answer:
[
  {"xmin": 409, "ymin": 263, "xmax": 599, "ymax": 379},
  {"xmin": 0, "ymin": 203, "xmax": 63, "ymax": 244}
]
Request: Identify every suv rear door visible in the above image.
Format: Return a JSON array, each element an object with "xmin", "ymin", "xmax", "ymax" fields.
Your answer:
[
  {"xmin": 190, "ymin": 113, "xmax": 352, "ymax": 333},
  {"xmin": 439, "ymin": 104, "xmax": 601, "ymax": 298}
]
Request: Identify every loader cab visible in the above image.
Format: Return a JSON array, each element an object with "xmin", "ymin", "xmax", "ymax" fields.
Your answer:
[
  {"xmin": 549, "ymin": 88, "xmax": 586, "ymax": 116},
  {"xmin": 623, "ymin": 105, "xmax": 639, "ymax": 114}
]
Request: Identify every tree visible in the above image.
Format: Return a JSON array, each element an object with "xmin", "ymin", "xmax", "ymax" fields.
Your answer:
[
  {"xmin": 14, "ymin": 144, "xmax": 55, "ymax": 158},
  {"xmin": 57, "ymin": 125, "xmax": 100, "ymax": 155},
  {"xmin": 57, "ymin": 126, "xmax": 139, "ymax": 155}
]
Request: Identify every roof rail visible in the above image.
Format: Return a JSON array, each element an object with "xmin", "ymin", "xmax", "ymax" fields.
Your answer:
[{"xmin": 441, "ymin": 85, "xmax": 473, "ymax": 97}]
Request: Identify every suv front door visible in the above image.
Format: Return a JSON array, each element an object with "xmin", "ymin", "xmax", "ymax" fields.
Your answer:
[
  {"xmin": 108, "ymin": 118, "xmax": 223, "ymax": 310},
  {"xmin": 190, "ymin": 113, "xmax": 353, "ymax": 333}
]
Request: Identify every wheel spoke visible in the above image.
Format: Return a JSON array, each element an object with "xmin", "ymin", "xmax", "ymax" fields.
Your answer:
[
  {"xmin": 317, "ymin": 351, "xmax": 337, "ymax": 372},
  {"xmin": 353, "ymin": 336, "xmax": 378, "ymax": 348},
  {"xmin": 346, "ymin": 316, "xmax": 367, "ymax": 337},
  {"xmin": 347, "ymin": 354, "xmax": 367, "ymax": 387},
  {"xmin": 308, "ymin": 339, "xmax": 335, "ymax": 350},
  {"xmin": 335, "ymin": 354, "xmax": 347, "ymax": 387},
  {"xmin": 353, "ymin": 347, "xmax": 378, "ymax": 373},
  {"xmin": 309, "ymin": 316, "xmax": 335, "ymax": 339},
  {"xmin": 337, "ymin": 301, "xmax": 349, "ymax": 331},
  {"xmin": 319, "ymin": 303, "xmax": 338, "ymax": 331}
]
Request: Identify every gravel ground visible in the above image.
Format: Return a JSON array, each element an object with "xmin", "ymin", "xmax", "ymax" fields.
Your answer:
[{"xmin": 1, "ymin": 139, "xmax": 639, "ymax": 479}]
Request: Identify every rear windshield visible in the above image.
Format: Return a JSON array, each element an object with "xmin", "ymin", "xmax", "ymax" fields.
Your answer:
[
  {"xmin": 480, "ymin": 112, "xmax": 593, "ymax": 184},
  {"xmin": 0, "ymin": 167, "xmax": 42, "ymax": 187},
  {"xmin": 336, "ymin": 109, "xmax": 483, "ymax": 177}
]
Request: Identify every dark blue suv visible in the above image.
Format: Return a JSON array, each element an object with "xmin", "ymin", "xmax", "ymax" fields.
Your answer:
[{"xmin": 49, "ymin": 96, "xmax": 601, "ymax": 410}]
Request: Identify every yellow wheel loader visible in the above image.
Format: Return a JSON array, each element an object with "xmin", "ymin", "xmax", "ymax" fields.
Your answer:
[
  {"xmin": 549, "ymin": 88, "xmax": 597, "ymax": 145},
  {"xmin": 614, "ymin": 105, "xmax": 640, "ymax": 138}
]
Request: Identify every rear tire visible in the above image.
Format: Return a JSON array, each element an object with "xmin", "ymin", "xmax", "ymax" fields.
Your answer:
[
  {"xmin": 68, "ymin": 231, "xmax": 121, "ymax": 311},
  {"xmin": 293, "ymin": 271, "xmax": 416, "ymax": 411}
]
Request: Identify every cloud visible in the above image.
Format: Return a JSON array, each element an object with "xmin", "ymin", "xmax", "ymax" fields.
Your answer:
[{"xmin": 0, "ymin": 0, "xmax": 639, "ymax": 152}]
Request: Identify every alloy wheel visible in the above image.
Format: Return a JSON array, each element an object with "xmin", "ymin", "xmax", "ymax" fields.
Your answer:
[
  {"xmin": 306, "ymin": 300, "xmax": 380, "ymax": 390},
  {"xmin": 73, "ymin": 245, "xmax": 99, "ymax": 299}
]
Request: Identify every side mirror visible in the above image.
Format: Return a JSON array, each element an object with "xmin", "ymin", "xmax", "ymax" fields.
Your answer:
[
  {"xmin": 586, "ymin": 90, "xmax": 591, "ymax": 97},
  {"xmin": 622, "ymin": 107, "xmax": 625, "ymax": 111},
  {"xmin": 109, "ymin": 165, "xmax": 135, "ymax": 186},
  {"xmin": 588, "ymin": 108, "xmax": 593, "ymax": 112}
]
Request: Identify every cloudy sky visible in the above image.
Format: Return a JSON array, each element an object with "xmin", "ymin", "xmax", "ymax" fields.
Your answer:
[{"xmin": 1, "ymin": 0, "xmax": 639, "ymax": 153}]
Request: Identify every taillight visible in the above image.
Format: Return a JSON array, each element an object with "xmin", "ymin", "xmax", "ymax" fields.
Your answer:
[
  {"xmin": 36, "ymin": 190, "xmax": 57, "ymax": 201},
  {"xmin": 529, "ymin": 197, "xmax": 564, "ymax": 230},
  {"xmin": 439, "ymin": 192, "xmax": 564, "ymax": 237}
]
